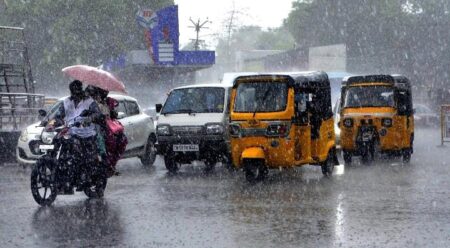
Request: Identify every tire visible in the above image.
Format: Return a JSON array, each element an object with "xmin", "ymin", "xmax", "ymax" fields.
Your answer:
[
  {"xmin": 204, "ymin": 160, "xmax": 216, "ymax": 173},
  {"xmin": 140, "ymin": 136, "xmax": 157, "ymax": 166},
  {"xmin": 164, "ymin": 155, "xmax": 179, "ymax": 173},
  {"xmin": 84, "ymin": 175, "xmax": 107, "ymax": 198},
  {"xmin": 402, "ymin": 149, "xmax": 411, "ymax": 163},
  {"xmin": 244, "ymin": 159, "xmax": 267, "ymax": 182},
  {"xmin": 321, "ymin": 151, "xmax": 335, "ymax": 176},
  {"xmin": 343, "ymin": 151, "xmax": 352, "ymax": 164},
  {"xmin": 360, "ymin": 146, "xmax": 370, "ymax": 164},
  {"xmin": 31, "ymin": 158, "xmax": 58, "ymax": 206}
]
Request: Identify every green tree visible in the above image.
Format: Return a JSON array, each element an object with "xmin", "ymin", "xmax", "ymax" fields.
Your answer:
[{"xmin": 0, "ymin": 0, "xmax": 173, "ymax": 88}]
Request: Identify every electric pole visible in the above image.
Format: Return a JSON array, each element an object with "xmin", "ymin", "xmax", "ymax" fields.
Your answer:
[{"xmin": 188, "ymin": 17, "xmax": 210, "ymax": 50}]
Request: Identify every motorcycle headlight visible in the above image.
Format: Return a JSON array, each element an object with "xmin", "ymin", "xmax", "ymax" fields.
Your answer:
[
  {"xmin": 343, "ymin": 118, "xmax": 353, "ymax": 128},
  {"xmin": 19, "ymin": 129, "xmax": 28, "ymax": 142},
  {"xmin": 157, "ymin": 125, "xmax": 171, "ymax": 136},
  {"xmin": 41, "ymin": 131, "xmax": 56, "ymax": 144},
  {"xmin": 382, "ymin": 118, "xmax": 393, "ymax": 127},
  {"xmin": 205, "ymin": 123, "xmax": 224, "ymax": 135}
]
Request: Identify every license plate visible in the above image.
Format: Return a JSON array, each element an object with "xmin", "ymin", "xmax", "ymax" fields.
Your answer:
[
  {"xmin": 173, "ymin": 144, "xmax": 199, "ymax": 152},
  {"xmin": 39, "ymin": 144, "xmax": 54, "ymax": 151}
]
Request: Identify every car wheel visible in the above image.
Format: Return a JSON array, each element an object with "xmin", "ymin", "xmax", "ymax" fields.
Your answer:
[
  {"xmin": 164, "ymin": 155, "xmax": 179, "ymax": 173},
  {"xmin": 140, "ymin": 136, "xmax": 156, "ymax": 166}
]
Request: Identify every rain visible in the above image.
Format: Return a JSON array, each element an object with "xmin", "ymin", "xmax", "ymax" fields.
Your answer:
[{"xmin": 1, "ymin": 0, "xmax": 450, "ymax": 247}]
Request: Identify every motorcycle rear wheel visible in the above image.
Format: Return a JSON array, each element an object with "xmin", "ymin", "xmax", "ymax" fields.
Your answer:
[
  {"xmin": 84, "ymin": 175, "xmax": 107, "ymax": 198},
  {"xmin": 31, "ymin": 158, "xmax": 58, "ymax": 206}
]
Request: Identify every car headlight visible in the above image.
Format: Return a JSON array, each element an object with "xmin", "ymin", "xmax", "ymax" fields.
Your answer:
[
  {"xmin": 41, "ymin": 131, "xmax": 56, "ymax": 144},
  {"xmin": 157, "ymin": 125, "xmax": 171, "ymax": 136},
  {"xmin": 19, "ymin": 129, "xmax": 28, "ymax": 142},
  {"xmin": 382, "ymin": 118, "xmax": 393, "ymax": 127},
  {"xmin": 205, "ymin": 123, "xmax": 224, "ymax": 135},
  {"xmin": 343, "ymin": 118, "xmax": 353, "ymax": 128}
]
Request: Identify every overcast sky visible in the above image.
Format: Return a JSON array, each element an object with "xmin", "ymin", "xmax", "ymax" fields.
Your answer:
[{"xmin": 174, "ymin": 0, "xmax": 295, "ymax": 48}]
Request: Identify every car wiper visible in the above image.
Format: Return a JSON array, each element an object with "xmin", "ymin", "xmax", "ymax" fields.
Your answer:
[
  {"xmin": 163, "ymin": 109, "xmax": 196, "ymax": 115},
  {"xmin": 253, "ymin": 88, "xmax": 272, "ymax": 118}
]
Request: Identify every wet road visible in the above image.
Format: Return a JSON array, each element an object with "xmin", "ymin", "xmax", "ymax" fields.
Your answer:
[{"xmin": 1, "ymin": 128, "xmax": 449, "ymax": 247}]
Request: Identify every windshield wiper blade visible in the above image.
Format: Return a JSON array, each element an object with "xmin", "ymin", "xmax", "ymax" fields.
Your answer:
[{"xmin": 163, "ymin": 109, "xmax": 195, "ymax": 115}]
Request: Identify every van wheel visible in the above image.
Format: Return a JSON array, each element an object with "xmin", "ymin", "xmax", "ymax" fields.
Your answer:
[
  {"xmin": 321, "ymin": 151, "xmax": 335, "ymax": 176},
  {"xmin": 244, "ymin": 159, "xmax": 267, "ymax": 182},
  {"xmin": 140, "ymin": 137, "xmax": 156, "ymax": 166},
  {"xmin": 164, "ymin": 156, "xmax": 179, "ymax": 173},
  {"xmin": 204, "ymin": 160, "xmax": 216, "ymax": 173},
  {"xmin": 343, "ymin": 151, "xmax": 352, "ymax": 164}
]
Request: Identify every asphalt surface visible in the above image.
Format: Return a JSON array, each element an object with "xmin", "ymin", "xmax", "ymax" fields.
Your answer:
[{"xmin": 0, "ymin": 127, "xmax": 449, "ymax": 247}]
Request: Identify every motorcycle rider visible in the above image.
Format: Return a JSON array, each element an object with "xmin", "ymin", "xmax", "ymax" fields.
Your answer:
[{"xmin": 55, "ymin": 80, "xmax": 104, "ymax": 191}]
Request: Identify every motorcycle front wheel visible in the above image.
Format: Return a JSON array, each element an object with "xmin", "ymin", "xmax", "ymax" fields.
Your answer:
[{"xmin": 31, "ymin": 157, "xmax": 58, "ymax": 206}]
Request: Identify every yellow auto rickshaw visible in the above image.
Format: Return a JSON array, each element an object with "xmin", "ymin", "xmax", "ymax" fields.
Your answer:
[
  {"xmin": 229, "ymin": 72, "xmax": 339, "ymax": 181},
  {"xmin": 339, "ymin": 74, "xmax": 414, "ymax": 164}
]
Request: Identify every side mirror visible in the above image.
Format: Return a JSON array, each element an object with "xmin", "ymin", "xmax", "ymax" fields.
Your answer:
[
  {"xmin": 38, "ymin": 109, "xmax": 47, "ymax": 117},
  {"xmin": 155, "ymin": 103, "xmax": 163, "ymax": 113},
  {"xmin": 117, "ymin": 111, "xmax": 126, "ymax": 119}
]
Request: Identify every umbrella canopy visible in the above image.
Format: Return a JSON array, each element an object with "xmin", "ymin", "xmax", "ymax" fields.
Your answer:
[{"xmin": 62, "ymin": 65, "xmax": 126, "ymax": 93}]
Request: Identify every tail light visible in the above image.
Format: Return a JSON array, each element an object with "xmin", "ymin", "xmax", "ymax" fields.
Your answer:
[{"xmin": 266, "ymin": 123, "xmax": 290, "ymax": 137}]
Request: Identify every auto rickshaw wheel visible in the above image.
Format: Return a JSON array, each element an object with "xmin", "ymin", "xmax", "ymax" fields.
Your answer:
[
  {"xmin": 402, "ymin": 149, "xmax": 412, "ymax": 163},
  {"xmin": 244, "ymin": 159, "xmax": 267, "ymax": 182},
  {"xmin": 343, "ymin": 151, "xmax": 352, "ymax": 164},
  {"xmin": 321, "ymin": 151, "xmax": 335, "ymax": 176}
]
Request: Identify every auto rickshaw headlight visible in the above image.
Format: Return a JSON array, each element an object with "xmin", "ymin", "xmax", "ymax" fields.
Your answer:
[
  {"xmin": 382, "ymin": 118, "xmax": 393, "ymax": 127},
  {"xmin": 205, "ymin": 123, "xmax": 224, "ymax": 135},
  {"xmin": 157, "ymin": 125, "xmax": 171, "ymax": 136},
  {"xmin": 266, "ymin": 123, "xmax": 290, "ymax": 137},
  {"xmin": 343, "ymin": 118, "xmax": 353, "ymax": 128},
  {"xmin": 229, "ymin": 123, "xmax": 241, "ymax": 137}
]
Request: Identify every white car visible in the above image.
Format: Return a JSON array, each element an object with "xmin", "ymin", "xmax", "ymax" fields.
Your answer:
[{"xmin": 16, "ymin": 94, "xmax": 157, "ymax": 166}]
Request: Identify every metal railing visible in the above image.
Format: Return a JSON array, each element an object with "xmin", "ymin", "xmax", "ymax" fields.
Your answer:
[{"xmin": 0, "ymin": 93, "xmax": 44, "ymax": 131}]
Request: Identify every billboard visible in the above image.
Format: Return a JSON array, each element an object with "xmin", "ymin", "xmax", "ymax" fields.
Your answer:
[{"xmin": 135, "ymin": 5, "xmax": 214, "ymax": 67}]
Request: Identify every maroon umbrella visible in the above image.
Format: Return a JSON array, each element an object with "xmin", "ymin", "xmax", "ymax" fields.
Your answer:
[{"xmin": 62, "ymin": 65, "xmax": 126, "ymax": 93}]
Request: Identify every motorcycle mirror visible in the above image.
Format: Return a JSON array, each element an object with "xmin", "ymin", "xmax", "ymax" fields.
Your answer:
[{"xmin": 38, "ymin": 109, "xmax": 47, "ymax": 117}]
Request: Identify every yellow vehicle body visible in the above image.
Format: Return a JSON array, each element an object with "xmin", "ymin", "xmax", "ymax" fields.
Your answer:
[
  {"xmin": 229, "ymin": 72, "xmax": 338, "ymax": 181},
  {"xmin": 339, "ymin": 75, "xmax": 414, "ymax": 163}
]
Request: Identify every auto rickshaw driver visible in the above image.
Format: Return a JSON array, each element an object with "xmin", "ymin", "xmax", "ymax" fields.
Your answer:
[{"xmin": 229, "ymin": 72, "xmax": 339, "ymax": 182}]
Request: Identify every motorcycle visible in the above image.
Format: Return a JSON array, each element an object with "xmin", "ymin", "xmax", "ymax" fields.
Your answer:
[{"xmin": 30, "ymin": 117, "xmax": 107, "ymax": 206}]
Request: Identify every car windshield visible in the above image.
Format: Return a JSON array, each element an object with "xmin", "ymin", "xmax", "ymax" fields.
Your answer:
[
  {"xmin": 161, "ymin": 87, "xmax": 225, "ymax": 114},
  {"xmin": 343, "ymin": 86, "xmax": 395, "ymax": 108},
  {"xmin": 234, "ymin": 82, "xmax": 288, "ymax": 112}
]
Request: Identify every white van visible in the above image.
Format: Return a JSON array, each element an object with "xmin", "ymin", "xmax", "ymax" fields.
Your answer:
[{"xmin": 155, "ymin": 83, "xmax": 232, "ymax": 173}]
